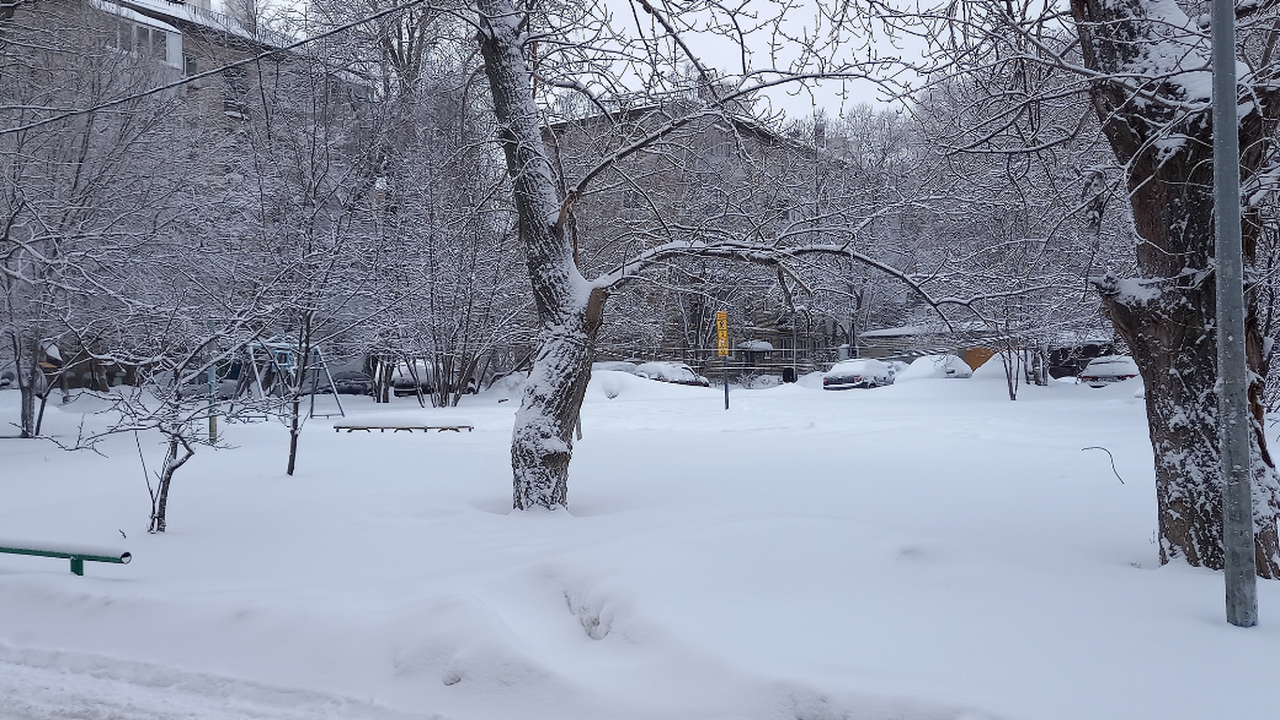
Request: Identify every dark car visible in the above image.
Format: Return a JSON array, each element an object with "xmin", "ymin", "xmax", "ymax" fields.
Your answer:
[
  {"xmin": 329, "ymin": 370, "xmax": 375, "ymax": 395},
  {"xmin": 390, "ymin": 361, "xmax": 434, "ymax": 397}
]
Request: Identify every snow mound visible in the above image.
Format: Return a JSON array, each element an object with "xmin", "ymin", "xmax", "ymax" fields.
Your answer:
[
  {"xmin": 482, "ymin": 372, "xmax": 527, "ymax": 402},
  {"xmin": 895, "ymin": 354, "xmax": 973, "ymax": 381},
  {"xmin": 971, "ymin": 354, "xmax": 1011, "ymax": 379}
]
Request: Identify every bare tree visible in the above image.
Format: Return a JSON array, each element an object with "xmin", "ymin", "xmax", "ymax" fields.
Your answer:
[
  {"xmin": 1, "ymin": 0, "xmax": 190, "ymax": 437},
  {"xmin": 299, "ymin": 1, "xmax": 532, "ymax": 408},
  {"xmin": 474, "ymin": 0, "xmax": 994, "ymax": 509},
  {"xmin": 212, "ymin": 46, "xmax": 383, "ymax": 475},
  {"xmin": 867, "ymin": 0, "xmax": 1280, "ymax": 574}
]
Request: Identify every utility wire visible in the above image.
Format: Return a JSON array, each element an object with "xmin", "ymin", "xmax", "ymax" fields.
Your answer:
[{"xmin": 0, "ymin": 0, "xmax": 432, "ymax": 136}]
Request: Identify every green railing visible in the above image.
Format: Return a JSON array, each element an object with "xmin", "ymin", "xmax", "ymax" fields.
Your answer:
[{"xmin": 0, "ymin": 542, "xmax": 131, "ymax": 576}]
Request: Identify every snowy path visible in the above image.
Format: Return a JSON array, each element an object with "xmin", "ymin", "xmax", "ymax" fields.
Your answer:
[{"xmin": 0, "ymin": 645, "xmax": 443, "ymax": 720}]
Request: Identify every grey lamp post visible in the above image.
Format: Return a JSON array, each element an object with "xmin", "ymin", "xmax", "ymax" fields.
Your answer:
[{"xmin": 1211, "ymin": 0, "xmax": 1258, "ymax": 627}]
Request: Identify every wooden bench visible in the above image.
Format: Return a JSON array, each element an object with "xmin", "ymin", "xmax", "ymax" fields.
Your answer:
[
  {"xmin": 0, "ymin": 541, "xmax": 131, "ymax": 576},
  {"xmin": 334, "ymin": 424, "xmax": 473, "ymax": 433}
]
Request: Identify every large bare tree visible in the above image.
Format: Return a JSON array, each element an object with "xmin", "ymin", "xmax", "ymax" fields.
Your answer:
[
  {"xmin": 1070, "ymin": 0, "xmax": 1280, "ymax": 574},
  {"xmin": 473, "ymin": 0, "xmax": 985, "ymax": 509},
  {"xmin": 870, "ymin": 0, "xmax": 1280, "ymax": 574}
]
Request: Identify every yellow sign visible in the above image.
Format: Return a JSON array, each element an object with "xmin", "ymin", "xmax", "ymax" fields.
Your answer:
[{"xmin": 716, "ymin": 311, "xmax": 729, "ymax": 357}]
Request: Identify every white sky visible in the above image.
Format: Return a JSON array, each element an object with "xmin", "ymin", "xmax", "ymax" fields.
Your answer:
[{"xmin": 250, "ymin": 0, "xmax": 901, "ymax": 119}]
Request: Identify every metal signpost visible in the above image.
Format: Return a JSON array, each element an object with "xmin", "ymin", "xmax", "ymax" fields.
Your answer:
[
  {"xmin": 1211, "ymin": 0, "xmax": 1258, "ymax": 627},
  {"xmin": 207, "ymin": 364, "xmax": 218, "ymax": 444},
  {"xmin": 716, "ymin": 311, "xmax": 729, "ymax": 409}
]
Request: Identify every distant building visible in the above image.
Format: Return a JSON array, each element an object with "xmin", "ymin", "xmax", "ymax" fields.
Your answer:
[
  {"xmin": 547, "ymin": 104, "xmax": 883, "ymax": 376},
  {"xmin": 2, "ymin": 0, "xmax": 365, "ymax": 124},
  {"xmin": 855, "ymin": 324, "xmax": 997, "ymax": 370},
  {"xmin": 1, "ymin": 0, "xmax": 368, "ymax": 389}
]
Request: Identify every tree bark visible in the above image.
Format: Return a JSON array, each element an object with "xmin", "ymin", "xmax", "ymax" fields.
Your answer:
[
  {"xmin": 1072, "ymin": 0, "xmax": 1280, "ymax": 575},
  {"xmin": 287, "ymin": 396, "xmax": 302, "ymax": 476},
  {"xmin": 476, "ymin": 0, "xmax": 606, "ymax": 509},
  {"xmin": 149, "ymin": 433, "xmax": 194, "ymax": 534}
]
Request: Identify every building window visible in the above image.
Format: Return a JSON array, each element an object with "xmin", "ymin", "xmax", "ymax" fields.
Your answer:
[
  {"xmin": 112, "ymin": 20, "xmax": 180, "ymax": 69},
  {"xmin": 184, "ymin": 54, "xmax": 198, "ymax": 76},
  {"xmin": 223, "ymin": 65, "xmax": 248, "ymax": 119},
  {"xmin": 117, "ymin": 23, "xmax": 135, "ymax": 53},
  {"xmin": 151, "ymin": 29, "xmax": 167, "ymax": 61}
]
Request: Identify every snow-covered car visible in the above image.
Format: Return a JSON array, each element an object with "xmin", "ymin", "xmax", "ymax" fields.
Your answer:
[
  {"xmin": 1078, "ymin": 355, "xmax": 1139, "ymax": 388},
  {"xmin": 897, "ymin": 354, "xmax": 972, "ymax": 381},
  {"xmin": 822, "ymin": 358, "xmax": 894, "ymax": 390},
  {"xmin": 591, "ymin": 361, "xmax": 643, "ymax": 376},
  {"xmin": 635, "ymin": 361, "xmax": 711, "ymax": 387}
]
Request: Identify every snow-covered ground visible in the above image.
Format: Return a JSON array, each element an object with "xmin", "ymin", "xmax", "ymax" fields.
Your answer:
[{"xmin": 1, "ymin": 363, "xmax": 1277, "ymax": 720}]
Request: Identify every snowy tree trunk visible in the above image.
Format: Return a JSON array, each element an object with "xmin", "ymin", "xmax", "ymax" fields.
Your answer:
[
  {"xmin": 477, "ymin": 0, "xmax": 606, "ymax": 509},
  {"xmin": 1072, "ymin": 0, "xmax": 1280, "ymax": 575},
  {"xmin": 149, "ymin": 432, "xmax": 194, "ymax": 534},
  {"xmin": 287, "ymin": 396, "xmax": 302, "ymax": 476},
  {"xmin": 17, "ymin": 348, "xmax": 39, "ymax": 439}
]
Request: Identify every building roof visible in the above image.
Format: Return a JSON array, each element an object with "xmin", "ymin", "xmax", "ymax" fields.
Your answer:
[
  {"xmin": 111, "ymin": 0, "xmax": 292, "ymax": 48},
  {"xmin": 90, "ymin": 0, "xmax": 180, "ymax": 33}
]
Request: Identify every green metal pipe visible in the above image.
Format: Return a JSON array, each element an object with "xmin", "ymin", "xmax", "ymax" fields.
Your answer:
[{"xmin": 0, "ymin": 544, "xmax": 131, "ymax": 576}]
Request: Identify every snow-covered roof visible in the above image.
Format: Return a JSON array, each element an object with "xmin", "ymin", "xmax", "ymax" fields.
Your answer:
[
  {"xmin": 860, "ymin": 321, "xmax": 995, "ymax": 338},
  {"xmin": 738, "ymin": 340, "xmax": 774, "ymax": 351},
  {"xmin": 1052, "ymin": 331, "xmax": 1114, "ymax": 346},
  {"xmin": 112, "ymin": 0, "xmax": 293, "ymax": 48},
  {"xmin": 91, "ymin": 0, "xmax": 181, "ymax": 33},
  {"xmin": 859, "ymin": 325, "xmax": 928, "ymax": 338}
]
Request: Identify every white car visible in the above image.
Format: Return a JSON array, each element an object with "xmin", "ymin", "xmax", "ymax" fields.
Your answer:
[
  {"xmin": 635, "ymin": 361, "xmax": 710, "ymax": 387},
  {"xmin": 592, "ymin": 361, "xmax": 643, "ymax": 376},
  {"xmin": 822, "ymin": 358, "xmax": 894, "ymax": 390},
  {"xmin": 1078, "ymin": 355, "xmax": 1140, "ymax": 388}
]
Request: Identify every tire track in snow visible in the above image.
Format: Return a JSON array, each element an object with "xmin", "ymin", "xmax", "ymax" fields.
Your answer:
[{"xmin": 0, "ymin": 644, "xmax": 445, "ymax": 720}]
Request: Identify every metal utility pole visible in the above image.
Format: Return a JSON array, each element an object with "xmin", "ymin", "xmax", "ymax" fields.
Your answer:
[{"xmin": 1211, "ymin": 0, "xmax": 1258, "ymax": 628}]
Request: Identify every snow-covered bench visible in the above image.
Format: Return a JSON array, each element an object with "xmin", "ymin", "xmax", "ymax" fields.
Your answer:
[
  {"xmin": 0, "ymin": 540, "xmax": 131, "ymax": 576},
  {"xmin": 333, "ymin": 423, "xmax": 473, "ymax": 433}
]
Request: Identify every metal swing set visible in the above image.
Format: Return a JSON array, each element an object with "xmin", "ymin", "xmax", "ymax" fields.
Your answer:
[{"xmin": 224, "ymin": 337, "xmax": 346, "ymax": 420}]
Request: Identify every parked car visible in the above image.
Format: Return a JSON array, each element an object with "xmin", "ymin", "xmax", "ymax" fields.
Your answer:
[
  {"xmin": 328, "ymin": 370, "xmax": 375, "ymax": 396},
  {"xmin": 897, "ymin": 354, "xmax": 972, "ymax": 381},
  {"xmin": 591, "ymin": 361, "xmax": 643, "ymax": 376},
  {"xmin": 635, "ymin": 361, "xmax": 711, "ymax": 387},
  {"xmin": 391, "ymin": 360, "xmax": 434, "ymax": 397},
  {"xmin": 822, "ymin": 358, "xmax": 895, "ymax": 390},
  {"xmin": 1078, "ymin": 355, "xmax": 1140, "ymax": 388}
]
